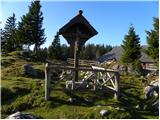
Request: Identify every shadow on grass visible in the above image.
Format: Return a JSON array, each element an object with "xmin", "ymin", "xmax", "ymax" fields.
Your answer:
[
  {"xmin": 119, "ymin": 88, "xmax": 158, "ymax": 119},
  {"xmin": 48, "ymin": 88, "xmax": 116, "ymax": 109},
  {"xmin": 1, "ymin": 87, "xmax": 31, "ymax": 105}
]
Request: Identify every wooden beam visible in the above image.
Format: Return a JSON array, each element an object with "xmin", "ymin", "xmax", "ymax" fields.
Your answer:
[
  {"xmin": 67, "ymin": 58, "xmax": 98, "ymax": 63},
  {"xmin": 101, "ymin": 74, "xmax": 115, "ymax": 86},
  {"xmin": 105, "ymin": 85, "xmax": 116, "ymax": 91},
  {"xmin": 48, "ymin": 65, "xmax": 119, "ymax": 73},
  {"xmin": 106, "ymin": 72, "xmax": 116, "ymax": 88}
]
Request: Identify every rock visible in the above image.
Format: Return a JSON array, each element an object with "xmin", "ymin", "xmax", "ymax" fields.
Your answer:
[
  {"xmin": 66, "ymin": 80, "xmax": 87, "ymax": 90},
  {"xmin": 114, "ymin": 107, "xmax": 125, "ymax": 111},
  {"xmin": 7, "ymin": 111, "xmax": 21, "ymax": 119},
  {"xmin": 23, "ymin": 64, "xmax": 37, "ymax": 77},
  {"xmin": 144, "ymin": 80, "xmax": 159, "ymax": 99},
  {"xmin": 68, "ymin": 97, "xmax": 77, "ymax": 103},
  {"xmin": 96, "ymin": 104, "xmax": 102, "ymax": 107},
  {"xmin": 66, "ymin": 81, "xmax": 72, "ymax": 89},
  {"xmin": 6, "ymin": 111, "xmax": 37, "ymax": 119},
  {"xmin": 100, "ymin": 110, "xmax": 109, "ymax": 116}
]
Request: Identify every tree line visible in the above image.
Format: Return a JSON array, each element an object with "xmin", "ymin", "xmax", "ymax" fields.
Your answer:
[
  {"xmin": 48, "ymin": 32, "xmax": 112, "ymax": 61},
  {"xmin": 1, "ymin": 0, "xmax": 159, "ymax": 65}
]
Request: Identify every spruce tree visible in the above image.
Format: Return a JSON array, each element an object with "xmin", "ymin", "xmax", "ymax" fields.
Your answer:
[
  {"xmin": 16, "ymin": 15, "xmax": 32, "ymax": 50},
  {"xmin": 145, "ymin": 17, "xmax": 159, "ymax": 63},
  {"xmin": 17, "ymin": 0, "xmax": 46, "ymax": 53},
  {"xmin": 48, "ymin": 32, "xmax": 62, "ymax": 60},
  {"xmin": 1, "ymin": 13, "xmax": 18, "ymax": 52},
  {"xmin": 28, "ymin": 0, "xmax": 46, "ymax": 54},
  {"xmin": 121, "ymin": 25, "xmax": 141, "ymax": 71}
]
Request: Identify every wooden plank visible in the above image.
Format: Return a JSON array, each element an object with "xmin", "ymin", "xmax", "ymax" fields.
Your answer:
[
  {"xmin": 48, "ymin": 65, "xmax": 119, "ymax": 73},
  {"xmin": 101, "ymin": 74, "xmax": 115, "ymax": 86},
  {"xmin": 105, "ymin": 85, "xmax": 116, "ymax": 91},
  {"xmin": 106, "ymin": 72, "xmax": 116, "ymax": 88},
  {"xmin": 67, "ymin": 58, "xmax": 97, "ymax": 63},
  {"xmin": 91, "ymin": 66, "xmax": 105, "ymax": 70}
]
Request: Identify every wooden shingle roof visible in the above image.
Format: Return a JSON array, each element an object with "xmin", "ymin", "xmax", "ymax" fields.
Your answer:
[
  {"xmin": 59, "ymin": 10, "xmax": 97, "ymax": 35},
  {"xmin": 98, "ymin": 46, "xmax": 154, "ymax": 63},
  {"xmin": 59, "ymin": 10, "xmax": 98, "ymax": 45}
]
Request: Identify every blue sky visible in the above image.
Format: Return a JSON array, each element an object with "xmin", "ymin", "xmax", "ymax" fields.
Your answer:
[{"xmin": 1, "ymin": 0, "xmax": 159, "ymax": 48}]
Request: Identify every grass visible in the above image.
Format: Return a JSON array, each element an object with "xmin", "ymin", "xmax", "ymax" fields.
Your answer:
[{"xmin": 1, "ymin": 51, "xmax": 159, "ymax": 119}]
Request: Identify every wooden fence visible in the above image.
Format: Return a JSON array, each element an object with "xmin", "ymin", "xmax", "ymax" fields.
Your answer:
[{"xmin": 45, "ymin": 62, "xmax": 120, "ymax": 101}]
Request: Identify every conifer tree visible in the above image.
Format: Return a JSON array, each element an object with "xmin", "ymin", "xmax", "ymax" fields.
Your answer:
[
  {"xmin": 48, "ymin": 32, "xmax": 62, "ymax": 60},
  {"xmin": 16, "ymin": 15, "xmax": 32, "ymax": 50},
  {"xmin": 28, "ymin": 0, "xmax": 46, "ymax": 54},
  {"xmin": 1, "ymin": 13, "xmax": 18, "ymax": 52},
  {"xmin": 17, "ymin": 0, "xmax": 46, "ymax": 53},
  {"xmin": 145, "ymin": 17, "xmax": 159, "ymax": 63},
  {"xmin": 121, "ymin": 25, "xmax": 141, "ymax": 70}
]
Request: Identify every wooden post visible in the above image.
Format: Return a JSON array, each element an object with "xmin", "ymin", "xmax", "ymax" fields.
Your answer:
[
  {"xmin": 45, "ymin": 63, "xmax": 50, "ymax": 100},
  {"xmin": 114, "ymin": 72, "xmax": 120, "ymax": 100},
  {"xmin": 72, "ymin": 27, "xmax": 80, "ymax": 90},
  {"xmin": 72, "ymin": 40, "xmax": 79, "ymax": 90},
  {"xmin": 93, "ymin": 72, "xmax": 97, "ymax": 91}
]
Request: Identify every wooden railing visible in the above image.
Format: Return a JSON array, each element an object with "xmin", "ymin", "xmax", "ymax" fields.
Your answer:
[
  {"xmin": 45, "ymin": 62, "xmax": 120, "ymax": 101},
  {"xmin": 67, "ymin": 58, "xmax": 98, "ymax": 66}
]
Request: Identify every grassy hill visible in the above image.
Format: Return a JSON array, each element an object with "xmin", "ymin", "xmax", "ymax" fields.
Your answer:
[{"xmin": 1, "ymin": 51, "xmax": 159, "ymax": 119}]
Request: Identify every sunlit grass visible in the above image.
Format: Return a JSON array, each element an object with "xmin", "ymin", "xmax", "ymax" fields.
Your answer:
[{"xmin": 1, "ymin": 51, "xmax": 159, "ymax": 119}]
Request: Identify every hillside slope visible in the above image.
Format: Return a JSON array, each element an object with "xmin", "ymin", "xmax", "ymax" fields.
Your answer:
[{"xmin": 1, "ymin": 51, "xmax": 159, "ymax": 119}]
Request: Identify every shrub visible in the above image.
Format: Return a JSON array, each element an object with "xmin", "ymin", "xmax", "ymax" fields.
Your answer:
[
  {"xmin": 1, "ymin": 87, "xmax": 14, "ymax": 103},
  {"xmin": 12, "ymin": 86, "xmax": 30, "ymax": 95}
]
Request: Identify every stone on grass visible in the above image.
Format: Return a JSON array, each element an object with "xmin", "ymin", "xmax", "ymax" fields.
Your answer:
[
  {"xmin": 23, "ymin": 64, "xmax": 37, "ymax": 77},
  {"xmin": 100, "ymin": 110, "xmax": 108, "ymax": 116},
  {"xmin": 6, "ymin": 111, "xmax": 37, "ymax": 119},
  {"xmin": 66, "ymin": 81, "xmax": 72, "ymax": 89},
  {"xmin": 66, "ymin": 80, "xmax": 87, "ymax": 90},
  {"xmin": 114, "ymin": 107, "xmax": 125, "ymax": 111},
  {"xmin": 96, "ymin": 104, "xmax": 102, "ymax": 107},
  {"xmin": 144, "ymin": 80, "xmax": 159, "ymax": 99},
  {"xmin": 68, "ymin": 97, "xmax": 77, "ymax": 103}
]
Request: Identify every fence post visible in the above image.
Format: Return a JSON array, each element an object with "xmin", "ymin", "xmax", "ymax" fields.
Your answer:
[
  {"xmin": 114, "ymin": 72, "xmax": 120, "ymax": 100},
  {"xmin": 93, "ymin": 71, "xmax": 97, "ymax": 91},
  {"xmin": 71, "ymin": 69, "xmax": 75, "ymax": 90},
  {"xmin": 45, "ymin": 63, "xmax": 50, "ymax": 100}
]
